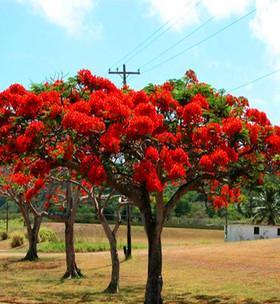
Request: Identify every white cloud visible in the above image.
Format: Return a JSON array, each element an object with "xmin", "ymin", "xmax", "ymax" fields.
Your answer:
[
  {"xmin": 202, "ymin": 0, "xmax": 253, "ymax": 19},
  {"xmin": 16, "ymin": 0, "xmax": 99, "ymax": 37},
  {"xmin": 145, "ymin": 0, "xmax": 253, "ymax": 31},
  {"xmin": 250, "ymin": 0, "xmax": 280, "ymax": 67},
  {"xmin": 145, "ymin": 0, "xmax": 280, "ymax": 74},
  {"xmin": 146, "ymin": 0, "xmax": 200, "ymax": 31}
]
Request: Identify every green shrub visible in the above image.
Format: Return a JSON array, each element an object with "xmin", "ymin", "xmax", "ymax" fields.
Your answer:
[
  {"xmin": 0, "ymin": 231, "xmax": 8, "ymax": 241},
  {"xmin": 11, "ymin": 233, "xmax": 24, "ymax": 248},
  {"xmin": 38, "ymin": 240, "xmax": 146, "ymax": 253},
  {"xmin": 39, "ymin": 227, "xmax": 58, "ymax": 243}
]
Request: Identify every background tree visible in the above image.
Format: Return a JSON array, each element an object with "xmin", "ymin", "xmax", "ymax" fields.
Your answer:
[
  {"xmin": 77, "ymin": 182, "xmax": 124, "ymax": 293},
  {"xmin": 251, "ymin": 175, "xmax": 280, "ymax": 225},
  {"xmin": 29, "ymin": 175, "xmax": 83, "ymax": 279},
  {"xmin": 0, "ymin": 166, "xmax": 45, "ymax": 261}
]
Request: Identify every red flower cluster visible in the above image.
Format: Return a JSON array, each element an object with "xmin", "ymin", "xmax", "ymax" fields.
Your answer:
[
  {"xmin": 133, "ymin": 160, "xmax": 163, "ymax": 192},
  {"xmin": 182, "ymin": 94, "xmax": 209, "ymax": 124},
  {"xmin": 185, "ymin": 69, "xmax": 198, "ymax": 83},
  {"xmin": 247, "ymin": 123, "xmax": 260, "ymax": 145},
  {"xmin": 88, "ymin": 163, "xmax": 107, "ymax": 185},
  {"xmin": 199, "ymin": 148, "xmax": 231, "ymax": 170},
  {"xmin": 16, "ymin": 135, "xmax": 33, "ymax": 153},
  {"xmin": 9, "ymin": 172, "xmax": 31, "ymax": 185},
  {"xmin": 151, "ymin": 89, "xmax": 179, "ymax": 112},
  {"xmin": 25, "ymin": 178, "xmax": 45, "ymax": 202},
  {"xmin": 126, "ymin": 116, "xmax": 155, "ymax": 139},
  {"xmin": 246, "ymin": 108, "xmax": 270, "ymax": 126},
  {"xmin": 78, "ymin": 69, "xmax": 117, "ymax": 93},
  {"xmin": 100, "ymin": 124, "xmax": 122, "ymax": 153},
  {"xmin": 160, "ymin": 147, "xmax": 190, "ymax": 179},
  {"xmin": 62, "ymin": 111, "xmax": 105, "ymax": 135},
  {"xmin": 145, "ymin": 146, "xmax": 159, "ymax": 162},
  {"xmin": 192, "ymin": 123, "xmax": 221, "ymax": 147},
  {"xmin": 182, "ymin": 102, "xmax": 202, "ymax": 124},
  {"xmin": 17, "ymin": 93, "xmax": 43, "ymax": 119},
  {"xmin": 265, "ymin": 134, "xmax": 280, "ymax": 154},
  {"xmin": 211, "ymin": 184, "xmax": 241, "ymax": 208},
  {"xmin": 25, "ymin": 121, "xmax": 45, "ymax": 138},
  {"xmin": 222, "ymin": 117, "xmax": 243, "ymax": 137}
]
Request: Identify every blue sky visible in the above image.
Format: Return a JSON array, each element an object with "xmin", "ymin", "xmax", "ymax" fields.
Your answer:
[{"xmin": 0, "ymin": 0, "xmax": 279, "ymax": 123}]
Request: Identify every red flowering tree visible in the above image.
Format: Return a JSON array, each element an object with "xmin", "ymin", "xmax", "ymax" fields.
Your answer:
[
  {"xmin": 75, "ymin": 182, "xmax": 125, "ymax": 293},
  {"xmin": 1, "ymin": 70, "xmax": 279, "ymax": 303},
  {"xmin": 0, "ymin": 165, "xmax": 46, "ymax": 260},
  {"xmin": 28, "ymin": 172, "xmax": 83, "ymax": 279}
]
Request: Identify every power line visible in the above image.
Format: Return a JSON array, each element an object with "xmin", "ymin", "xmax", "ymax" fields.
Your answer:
[
  {"xmin": 229, "ymin": 68, "xmax": 280, "ymax": 92},
  {"xmin": 139, "ymin": 16, "xmax": 214, "ymax": 70},
  {"xmin": 109, "ymin": 0, "xmax": 202, "ymax": 69},
  {"xmin": 124, "ymin": 23, "xmax": 174, "ymax": 66},
  {"xmin": 109, "ymin": 21, "xmax": 171, "ymax": 70},
  {"xmin": 124, "ymin": 1, "xmax": 202, "ymax": 66},
  {"xmin": 142, "ymin": 8, "xmax": 256, "ymax": 74}
]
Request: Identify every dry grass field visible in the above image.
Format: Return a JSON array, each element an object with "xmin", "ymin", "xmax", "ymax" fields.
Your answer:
[{"xmin": 0, "ymin": 223, "xmax": 279, "ymax": 304}]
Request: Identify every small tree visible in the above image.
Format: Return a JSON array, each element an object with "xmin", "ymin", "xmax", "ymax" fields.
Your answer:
[
  {"xmin": 0, "ymin": 167, "xmax": 45, "ymax": 261},
  {"xmin": 75, "ymin": 180, "xmax": 125, "ymax": 293},
  {"xmin": 29, "ymin": 175, "xmax": 83, "ymax": 279}
]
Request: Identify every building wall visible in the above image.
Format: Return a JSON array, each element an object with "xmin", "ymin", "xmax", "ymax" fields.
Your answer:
[{"xmin": 226, "ymin": 224, "xmax": 280, "ymax": 242}]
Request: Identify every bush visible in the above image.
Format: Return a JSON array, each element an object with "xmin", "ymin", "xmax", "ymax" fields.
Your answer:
[
  {"xmin": 11, "ymin": 233, "xmax": 24, "ymax": 248},
  {"xmin": 38, "ymin": 227, "xmax": 58, "ymax": 243},
  {"xmin": 38, "ymin": 240, "xmax": 146, "ymax": 253},
  {"xmin": 0, "ymin": 231, "xmax": 8, "ymax": 241}
]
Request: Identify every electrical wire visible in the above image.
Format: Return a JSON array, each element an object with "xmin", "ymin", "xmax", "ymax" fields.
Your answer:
[
  {"xmin": 142, "ymin": 8, "xmax": 256, "ymax": 74},
  {"xmin": 124, "ymin": 1, "xmax": 202, "ymax": 66},
  {"xmin": 109, "ymin": 0, "xmax": 202, "ymax": 69},
  {"xmin": 109, "ymin": 21, "xmax": 171, "ymax": 70},
  {"xmin": 229, "ymin": 68, "xmax": 280, "ymax": 92},
  {"xmin": 139, "ymin": 16, "xmax": 214, "ymax": 70}
]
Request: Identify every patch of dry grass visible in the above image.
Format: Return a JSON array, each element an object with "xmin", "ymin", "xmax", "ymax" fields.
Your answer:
[{"xmin": 0, "ymin": 224, "xmax": 279, "ymax": 303}]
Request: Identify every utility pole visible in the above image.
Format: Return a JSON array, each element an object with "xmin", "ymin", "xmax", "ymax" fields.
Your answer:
[
  {"xmin": 6, "ymin": 201, "xmax": 9, "ymax": 233},
  {"xmin": 108, "ymin": 64, "xmax": 140, "ymax": 86},
  {"xmin": 125, "ymin": 202, "xmax": 132, "ymax": 260}
]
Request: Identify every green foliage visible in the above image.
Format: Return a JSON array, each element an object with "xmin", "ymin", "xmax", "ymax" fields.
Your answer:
[
  {"xmin": 170, "ymin": 78, "xmax": 213, "ymax": 106},
  {"xmin": 38, "ymin": 227, "xmax": 58, "ymax": 243},
  {"xmin": 38, "ymin": 240, "xmax": 146, "ymax": 253},
  {"xmin": 0, "ymin": 218, "xmax": 23, "ymax": 232},
  {"xmin": 240, "ymin": 175, "xmax": 280, "ymax": 225},
  {"xmin": 10, "ymin": 233, "xmax": 25, "ymax": 248}
]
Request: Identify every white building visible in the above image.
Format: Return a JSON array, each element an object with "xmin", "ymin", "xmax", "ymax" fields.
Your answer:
[{"xmin": 225, "ymin": 224, "xmax": 280, "ymax": 242}]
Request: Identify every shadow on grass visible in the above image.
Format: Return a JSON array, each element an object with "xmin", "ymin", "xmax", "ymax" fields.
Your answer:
[{"xmin": 164, "ymin": 293, "xmax": 280, "ymax": 304}]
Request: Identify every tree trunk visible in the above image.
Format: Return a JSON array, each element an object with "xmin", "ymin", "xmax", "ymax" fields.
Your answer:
[
  {"xmin": 62, "ymin": 219, "xmax": 82, "ymax": 279},
  {"xmin": 98, "ymin": 212, "xmax": 120, "ymax": 293},
  {"xmin": 104, "ymin": 234, "xmax": 120, "ymax": 293},
  {"xmin": 23, "ymin": 216, "xmax": 42, "ymax": 261},
  {"xmin": 18, "ymin": 201, "xmax": 41, "ymax": 261},
  {"xmin": 144, "ymin": 223, "xmax": 163, "ymax": 304}
]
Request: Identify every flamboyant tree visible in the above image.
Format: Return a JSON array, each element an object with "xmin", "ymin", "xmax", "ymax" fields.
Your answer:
[
  {"xmin": 0, "ymin": 165, "xmax": 46, "ymax": 260},
  {"xmin": 0, "ymin": 70, "xmax": 279, "ymax": 303},
  {"xmin": 28, "ymin": 173, "xmax": 83, "ymax": 279},
  {"xmin": 76, "ymin": 183, "xmax": 124, "ymax": 293}
]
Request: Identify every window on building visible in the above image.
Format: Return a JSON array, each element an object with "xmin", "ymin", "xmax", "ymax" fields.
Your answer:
[
  {"xmin": 277, "ymin": 228, "xmax": 280, "ymax": 236},
  {"xmin": 254, "ymin": 227, "xmax": 260, "ymax": 235}
]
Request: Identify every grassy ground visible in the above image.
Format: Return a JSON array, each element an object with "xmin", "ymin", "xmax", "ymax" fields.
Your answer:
[{"xmin": 0, "ymin": 223, "xmax": 279, "ymax": 303}]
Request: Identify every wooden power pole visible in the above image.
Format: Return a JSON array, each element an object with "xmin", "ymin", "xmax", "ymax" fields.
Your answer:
[
  {"xmin": 125, "ymin": 203, "xmax": 132, "ymax": 260},
  {"xmin": 109, "ymin": 64, "xmax": 140, "ymax": 86}
]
